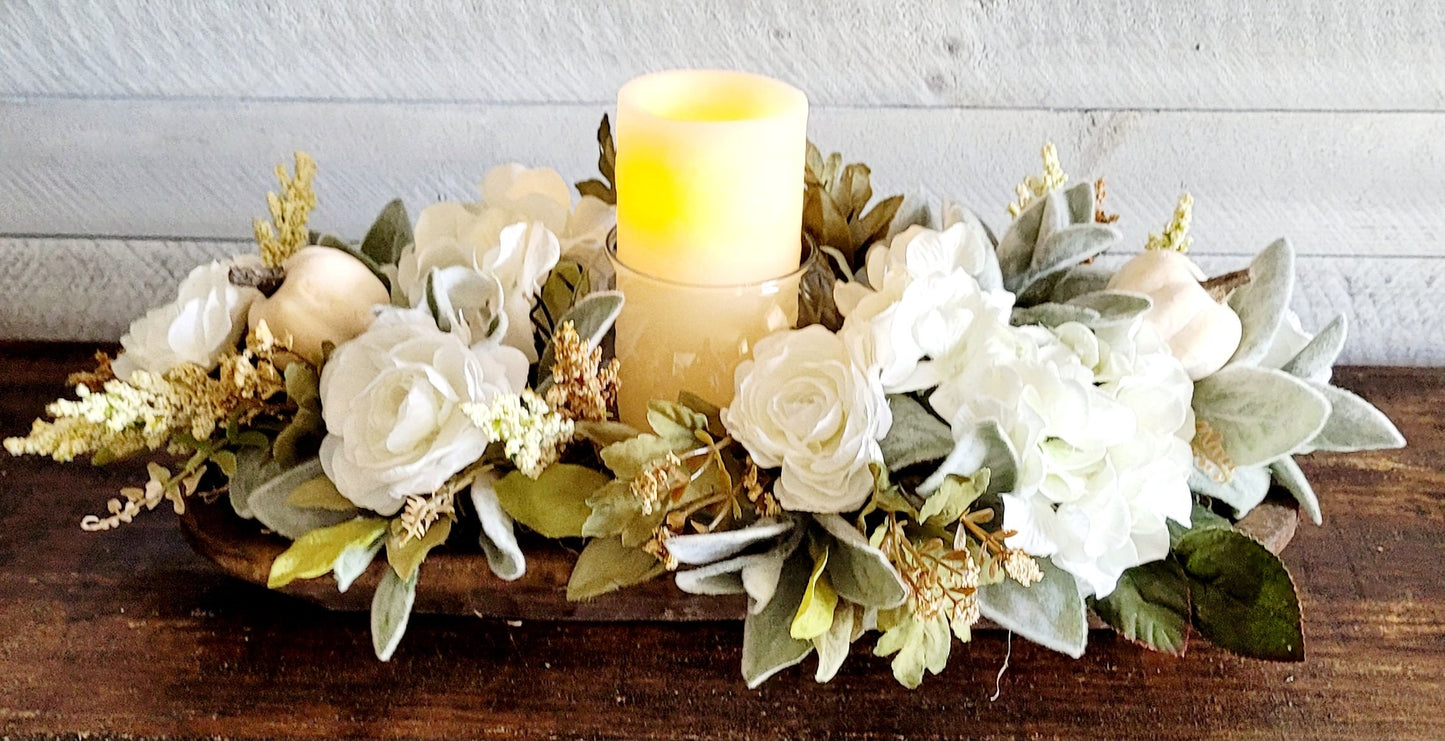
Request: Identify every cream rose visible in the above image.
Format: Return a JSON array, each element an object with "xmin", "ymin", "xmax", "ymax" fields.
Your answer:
[
  {"xmin": 113, "ymin": 256, "xmax": 264, "ymax": 378},
  {"xmin": 722, "ymin": 325, "xmax": 892, "ymax": 513},
  {"xmin": 318, "ymin": 308, "xmax": 528, "ymax": 515}
]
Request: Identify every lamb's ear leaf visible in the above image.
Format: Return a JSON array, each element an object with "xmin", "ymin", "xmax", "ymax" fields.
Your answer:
[
  {"xmin": 1227, "ymin": 239, "xmax": 1295, "ymax": 367},
  {"xmin": 1192, "ymin": 366, "xmax": 1329, "ymax": 467},
  {"xmin": 977, "ymin": 558, "xmax": 1087, "ymax": 658},
  {"xmin": 741, "ymin": 546, "xmax": 815, "ymax": 688},
  {"xmin": 878, "ymin": 394, "xmax": 955, "ymax": 472},
  {"xmin": 1188, "ymin": 465, "xmax": 1271, "ymax": 518},
  {"xmin": 1270, "ymin": 456, "xmax": 1322, "ymax": 526},
  {"xmin": 371, "ymin": 567, "xmax": 417, "ymax": 661},
  {"xmin": 1304, "ymin": 381, "xmax": 1406, "ymax": 453},
  {"xmin": 1280, "ymin": 314, "xmax": 1347, "ymax": 383}
]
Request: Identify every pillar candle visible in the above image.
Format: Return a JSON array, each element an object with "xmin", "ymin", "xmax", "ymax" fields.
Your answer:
[{"xmin": 611, "ymin": 70, "xmax": 809, "ymax": 426}]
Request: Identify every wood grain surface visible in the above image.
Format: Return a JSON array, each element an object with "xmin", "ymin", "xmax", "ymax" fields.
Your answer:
[{"xmin": 1, "ymin": 343, "xmax": 1441, "ymax": 740}]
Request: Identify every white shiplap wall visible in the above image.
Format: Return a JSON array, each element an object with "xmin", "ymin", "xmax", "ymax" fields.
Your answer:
[{"xmin": 2, "ymin": 0, "xmax": 1442, "ymax": 363}]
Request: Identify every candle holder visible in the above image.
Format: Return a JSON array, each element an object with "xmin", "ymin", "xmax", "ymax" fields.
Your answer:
[{"xmin": 606, "ymin": 228, "xmax": 816, "ymax": 427}]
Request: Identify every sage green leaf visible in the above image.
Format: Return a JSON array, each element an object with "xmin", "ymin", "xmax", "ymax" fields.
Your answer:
[
  {"xmin": 211, "ymin": 449, "xmax": 238, "ymax": 478},
  {"xmin": 814, "ymin": 514, "xmax": 908, "ymax": 609},
  {"xmin": 494, "ymin": 464, "xmax": 609, "ymax": 539},
  {"xmin": 1011, "ymin": 302, "xmax": 1100, "ymax": 329},
  {"xmin": 790, "ymin": 545, "xmax": 838, "ymax": 640},
  {"xmin": 536, "ymin": 290, "xmax": 624, "ymax": 386},
  {"xmin": 566, "ymin": 535, "xmax": 666, "ymax": 601},
  {"xmin": 600, "ymin": 434, "xmax": 684, "ymax": 479},
  {"xmin": 1176, "ymin": 528, "xmax": 1304, "ymax": 661},
  {"xmin": 228, "ymin": 447, "xmax": 277, "ymax": 519},
  {"xmin": 333, "ymin": 536, "xmax": 383, "ymax": 593},
  {"xmin": 674, "ymin": 554, "xmax": 757, "ymax": 596},
  {"xmin": 1227, "ymin": 239, "xmax": 1295, "ymax": 367},
  {"xmin": 1305, "ymin": 381, "xmax": 1406, "ymax": 453},
  {"xmin": 1168, "ymin": 503, "xmax": 1234, "ymax": 549},
  {"xmin": 878, "ymin": 394, "xmax": 955, "ymax": 471},
  {"xmin": 470, "ymin": 474, "xmax": 526, "ymax": 581},
  {"xmin": 1016, "ymin": 223, "xmax": 1120, "ymax": 302},
  {"xmin": 741, "ymin": 547, "xmax": 814, "ymax": 688},
  {"xmin": 1066, "ymin": 290, "xmax": 1153, "ymax": 326},
  {"xmin": 1188, "ymin": 464, "xmax": 1271, "ymax": 518},
  {"xmin": 286, "ymin": 475, "xmax": 357, "ymax": 512},
  {"xmin": 247, "ymin": 458, "xmax": 357, "ymax": 539},
  {"xmin": 744, "ymin": 527, "xmax": 806, "ymax": 613},
  {"xmin": 386, "ymin": 517, "xmax": 452, "ymax": 581},
  {"xmin": 665, "ymin": 519, "xmax": 794, "ymax": 566},
  {"xmin": 1280, "ymin": 314, "xmax": 1346, "ymax": 384},
  {"xmin": 995, "ymin": 188, "xmax": 1052, "ymax": 283},
  {"xmin": 532, "ymin": 259, "xmax": 589, "ymax": 340},
  {"xmin": 1270, "ymin": 456, "xmax": 1322, "ymax": 526},
  {"xmin": 267, "ymin": 516, "xmax": 388, "ymax": 589},
  {"xmin": 978, "ymin": 558, "xmax": 1087, "ymax": 658},
  {"xmin": 918, "ymin": 472, "xmax": 988, "ymax": 527},
  {"xmin": 1049, "ymin": 264, "xmax": 1114, "ymax": 303},
  {"xmin": 1192, "ymin": 366, "xmax": 1330, "ymax": 467},
  {"xmin": 920, "ymin": 419, "xmax": 1018, "ymax": 496},
  {"xmin": 573, "ymin": 420, "xmax": 642, "ymax": 447},
  {"xmin": 874, "ymin": 609, "xmax": 951, "ymax": 689},
  {"xmin": 581, "ymin": 481, "xmax": 644, "ymax": 539},
  {"xmin": 646, "ymin": 399, "xmax": 709, "ymax": 446},
  {"xmin": 812, "ymin": 601, "xmax": 858, "ymax": 683},
  {"xmin": 360, "ymin": 199, "xmax": 412, "ymax": 268},
  {"xmin": 371, "ymin": 567, "xmax": 417, "ymax": 661},
  {"xmin": 1092, "ymin": 559, "xmax": 1191, "ymax": 656}
]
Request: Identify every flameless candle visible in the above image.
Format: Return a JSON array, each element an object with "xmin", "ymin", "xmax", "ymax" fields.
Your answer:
[
  {"xmin": 615, "ymin": 70, "xmax": 808, "ymax": 285},
  {"xmin": 610, "ymin": 70, "xmax": 810, "ymax": 427}
]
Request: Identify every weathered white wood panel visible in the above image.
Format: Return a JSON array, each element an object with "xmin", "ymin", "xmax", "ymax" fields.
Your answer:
[
  {"xmin": 1, "ymin": 238, "xmax": 1439, "ymax": 365},
  {"xmin": 3, "ymin": 99, "xmax": 1442, "ymax": 258},
  {"xmin": 3, "ymin": 0, "xmax": 1443, "ymax": 110}
]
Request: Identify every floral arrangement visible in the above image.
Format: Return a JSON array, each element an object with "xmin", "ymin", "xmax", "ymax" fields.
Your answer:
[{"xmin": 7, "ymin": 120, "xmax": 1404, "ymax": 689}]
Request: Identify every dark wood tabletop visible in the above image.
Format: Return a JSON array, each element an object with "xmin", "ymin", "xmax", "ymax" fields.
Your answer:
[{"xmin": 1, "ymin": 343, "xmax": 1441, "ymax": 740}]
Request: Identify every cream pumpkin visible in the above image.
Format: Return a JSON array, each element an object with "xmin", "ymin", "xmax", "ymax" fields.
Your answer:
[
  {"xmin": 1107, "ymin": 250, "xmax": 1242, "ymax": 380},
  {"xmin": 247, "ymin": 247, "xmax": 391, "ymax": 365}
]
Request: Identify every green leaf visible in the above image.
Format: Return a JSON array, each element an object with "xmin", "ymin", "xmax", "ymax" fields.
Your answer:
[
  {"xmin": 573, "ymin": 420, "xmax": 642, "ymax": 447},
  {"xmin": 665, "ymin": 519, "xmax": 794, "ymax": 566},
  {"xmin": 371, "ymin": 567, "xmax": 417, "ymax": 662},
  {"xmin": 878, "ymin": 394, "xmax": 955, "ymax": 472},
  {"xmin": 246, "ymin": 458, "xmax": 358, "ymax": 539},
  {"xmin": 566, "ymin": 535, "xmax": 666, "ymax": 601},
  {"xmin": 1188, "ymin": 464, "xmax": 1271, "ymax": 518},
  {"xmin": 581, "ymin": 480, "xmax": 646, "ymax": 539},
  {"xmin": 874, "ymin": 608, "xmax": 951, "ymax": 689},
  {"xmin": 1227, "ymin": 239, "xmax": 1295, "ymax": 367},
  {"xmin": 814, "ymin": 514, "xmax": 909, "ymax": 609},
  {"xmin": 1176, "ymin": 528, "xmax": 1304, "ymax": 661},
  {"xmin": 918, "ymin": 472, "xmax": 988, "ymax": 527},
  {"xmin": 1066, "ymin": 290, "xmax": 1153, "ymax": 327},
  {"xmin": 469, "ymin": 475, "xmax": 526, "ymax": 581},
  {"xmin": 1280, "ymin": 314, "xmax": 1346, "ymax": 383},
  {"xmin": 1011, "ymin": 302, "xmax": 1101, "ymax": 329},
  {"xmin": 1168, "ymin": 503, "xmax": 1234, "ymax": 548},
  {"xmin": 977, "ymin": 558, "xmax": 1087, "ymax": 658},
  {"xmin": 285, "ymin": 475, "xmax": 357, "ymax": 511},
  {"xmin": 1270, "ymin": 456, "xmax": 1322, "ymax": 526},
  {"xmin": 360, "ymin": 199, "xmax": 412, "ymax": 268},
  {"xmin": 267, "ymin": 516, "xmax": 388, "ymax": 589},
  {"xmin": 600, "ymin": 434, "xmax": 684, "ymax": 479},
  {"xmin": 210, "ymin": 449, "xmax": 238, "ymax": 478},
  {"xmin": 386, "ymin": 517, "xmax": 452, "ymax": 581},
  {"xmin": 646, "ymin": 399, "xmax": 709, "ymax": 446},
  {"xmin": 790, "ymin": 544, "xmax": 838, "ymax": 640},
  {"xmin": 1092, "ymin": 559, "xmax": 1192, "ymax": 656},
  {"xmin": 494, "ymin": 463, "xmax": 609, "ymax": 539},
  {"xmin": 1048, "ymin": 264, "xmax": 1114, "ymax": 303},
  {"xmin": 532, "ymin": 260, "xmax": 588, "ymax": 339},
  {"xmin": 1305, "ymin": 381, "xmax": 1406, "ymax": 453},
  {"xmin": 741, "ymin": 546, "xmax": 815, "ymax": 688},
  {"xmin": 1192, "ymin": 366, "xmax": 1330, "ymax": 467}
]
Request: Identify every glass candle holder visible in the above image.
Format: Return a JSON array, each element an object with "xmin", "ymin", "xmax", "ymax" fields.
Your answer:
[{"xmin": 607, "ymin": 230, "xmax": 815, "ymax": 429}]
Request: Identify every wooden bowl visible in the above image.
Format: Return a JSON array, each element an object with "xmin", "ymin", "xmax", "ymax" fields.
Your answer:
[{"xmin": 178, "ymin": 493, "xmax": 1298, "ymax": 623}]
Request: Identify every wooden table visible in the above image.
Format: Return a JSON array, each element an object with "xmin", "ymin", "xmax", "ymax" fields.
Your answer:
[{"xmin": 2, "ymin": 343, "xmax": 1441, "ymax": 740}]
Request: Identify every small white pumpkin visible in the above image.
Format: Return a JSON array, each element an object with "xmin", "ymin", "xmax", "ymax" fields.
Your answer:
[
  {"xmin": 247, "ymin": 246, "xmax": 390, "ymax": 365},
  {"xmin": 1107, "ymin": 250, "xmax": 1242, "ymax": 380}
]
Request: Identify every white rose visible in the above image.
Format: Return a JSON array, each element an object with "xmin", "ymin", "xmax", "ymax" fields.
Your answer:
[
  {"xmin": 318, "ymin": 308, "xmax": 528, "ymax": 515},
  {"xmin": 722, "ymin": 325, "xmax": 892, "ymax": 513},
  {"xmin": 113, "ymin": 256, "xmax": 264, "ymax": 378}
]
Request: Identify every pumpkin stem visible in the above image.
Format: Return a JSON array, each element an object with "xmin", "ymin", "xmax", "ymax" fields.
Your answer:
[
  {"xmin": 229, "ymin": 265, "xmax": 286, "ymax": 297},
  {"xmin": 1202, "ymin": 268, "xmax": 1251, "ymax": 302}
]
